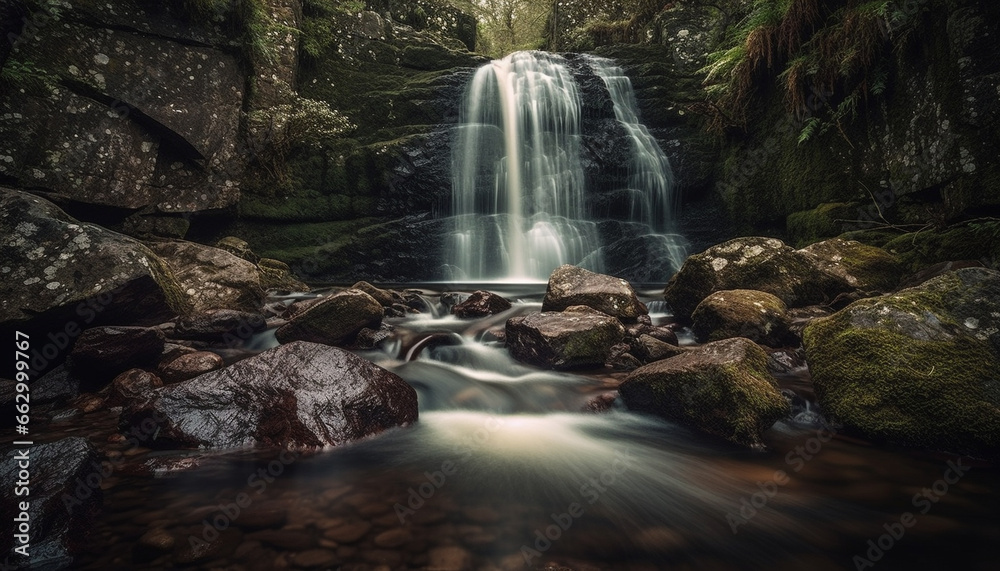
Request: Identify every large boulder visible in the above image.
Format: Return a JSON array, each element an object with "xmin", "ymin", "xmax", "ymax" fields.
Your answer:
[
  {"xmin": 452, "ymin": 290, "xmax": 512, "ymax": 318},
  {"xmin": 619, "ymin": 338, "xmax": 790, "ymax": 449},
  {"xmin": 0, "ymin": 438, "xmax": 103, "ymax": 569},
  {"xmin": 542, "ymin": 265, "xmax": 647, "ymax": 322},
  {"xmin": 275, "ymin": 290, "xmax": 384, "ymax": 347},
  {"xmin": 146, "ymin": 240, "xmax": 266, "ymax": 313},
  {"xmin": 798, "ymin": 238, "xmax": 903, "ymax": 293},
  {"xmin": 505, "ymin": 310, "xmax": 625, "ymax": 369},
  {"xmin": 663, "ymin": 237, "xmax": 840, "ymax": 318},
  {"xmin": 804, "ymin": 268, "xmax": 1000, "ymax": 457},
  {"xmin": 0, "ymin": 189, "xmax": 186, "ymax": 329},
  {"xmin": 691, "ymin": 290, "xmax": 795, "ymax": 347},
  {"xmin": 121, "ymin": 341, "xmax": 418, "ymax": 449}
]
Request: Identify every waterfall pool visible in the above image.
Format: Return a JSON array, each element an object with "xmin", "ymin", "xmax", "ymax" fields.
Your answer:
[{"xmin": 59, "ymin": 287, "xmax": 1000, "ymax": 570}]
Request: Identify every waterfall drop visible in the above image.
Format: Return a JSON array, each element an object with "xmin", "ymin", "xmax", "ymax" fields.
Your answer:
[{"xmin": 446, "ymin": 51, "xmax": 686, "ymax": 282}]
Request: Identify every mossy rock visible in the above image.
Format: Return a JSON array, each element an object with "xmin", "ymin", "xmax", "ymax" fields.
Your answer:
[
  {"xmin": 663, "ymin": 237, "xmax": 842, "ymax": 318},
  {"xmin": 803, "ymin": 268, "xmax": 1000, "ymax": 457},
  {"xmin": 275, "ymin": 289, "xmax": 384, "ymax": 347},
  {"xmin": 505, "ymin": 311, "xmax": 626, "ymax": 370},
  {"xmin": 786, "ymin": 203, "xmax": 860, "ymax": 247},
  {"xmin": 798, "ymin": 238, "xmax": 904, "ymax": 293},
  {"xmin": 619, "ymin": 338, "xmax": 790, "ymax": 449},
  {"xmin": 879, "ymin": 222, "xmax": 1000, "ymax": 273},
  {"xmin": 542, "ymin": 265, "xmax": 647, "ymax": 322},
  {"xmin": 691, "ymin": 290, "xmax": 795, "ymax": 347}
]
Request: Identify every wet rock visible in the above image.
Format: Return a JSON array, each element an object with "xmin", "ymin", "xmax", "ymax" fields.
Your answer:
[
  {"xmin": 631, "ymin": 334, "xmax": 686, "ymax": 363},
  {"xmin": 620, "ymin": 338, "xmax": 790, "ymax": 448},
  {"xmin": 0, "ymin": 189, "xmax": 186, "ymax": 329},
  {"xmin": 354, "ymin": 323, "xmax": 396, "ymax": 350},
  {"xmin": 451, "ymin": 290, "xmax": 513, "ymax": 318},
  {"xmin": 767, "ymin": 349, "xmax": 807, "ymax": 375},
  {"xmin": 275, "ymin": 289, "xmax": 384, "ymax": 347},
  {"xmin": 351, "ymin": 281, "xmax": 395, "ymax": 307},
  {"xmin": 175, "ymin": 528, "xmax": 243, "ymax": 564},
  {"xmin": 607, "ymin": 343, "xmax": 642, "ymax": 371},
  {"xmin": 543, "ymin": 264, "xmax": 647, "ymax": 321},
  {"xmin": 440, "ymin": 292, "xmax": 471, "ymax": 310},
  {"xmin": 136, "ymin": 527, "xmax": 175, "ymax": 555},
  {"xmin": 146, "ymin": 240, "xmax": 266, "ymax": 313},
  {"xmin": 158, "ymin": 351, "xmax": 224, "ymax": 384},
  {"xmin": 0, "ymin": 437, "xmax": 103, "ymax": 568},
  {"xmin": 643, "ymin": 325, "xmax": 679, "ymax": 346},
  {"xmin": 506, "ymin": 311, "xmax": 625, "ymax": 370},
  {"xmin": 247, "ymin": 529, "xmax": 315, "ymax": 551},
  {"xmin": 373, "ymin": 528, "xmax": 411, "ymax": 548},
  {"xmin": 71, "ymin": 393, "xmax": 105, "ymax": 413},
  {"xmin": 798, "ymin": 238, "xmax": 904, "ymax": 293},
  {"xmin": 663, "ymin": 237, "xmax": 842, "ymax": 318},
  {"xmin": 68, "ymin": 326, "xmax": 166, "ymax": 388},
  {"xmin": 584, "ymin": 393, "xmax": 618, "ymax": 413},
  {"xmin": 121, "ymin": 341, "xmax": 418, "ymax": 448},
  {"xmin": 173, "ymin": 309, "xmax": 267, "ymax": 342},
  {"xmin": 691, "ymin": 289, "xmax": 796, "ymax": 347},
  {"xmin": 804, "ymin": 267, "xmax": 1000, "ymax": 457},
  {"xmin": 31, "ymin": 365, "xmax": 82, "ymax": 406}
]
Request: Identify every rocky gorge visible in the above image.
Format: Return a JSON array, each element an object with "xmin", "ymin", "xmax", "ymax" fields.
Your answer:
[{"xmin": 2, "ymin": 0, "xmax": 1000, "ymax": 570}]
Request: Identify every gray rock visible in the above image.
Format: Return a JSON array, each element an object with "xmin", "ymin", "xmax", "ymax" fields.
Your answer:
[
  {"xmin": 275, "ymin": 289, "xmax": 384, "ymax": 347},
  {"xmin": 691, "ymin": 289, "xmax": 796, "ymax": 346},
  {"xmin": 543, "ymin": 265, "xmax": 647, "ymax": 322},
  {"xmin": 147, "ymin": 240, "xmax": 266, "ymax": 313},
  {"xmin": 506, "ymin": 311, "xmax": 625, "ymax": 370}
]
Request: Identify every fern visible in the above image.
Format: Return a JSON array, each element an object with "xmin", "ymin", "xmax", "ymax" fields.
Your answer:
[{"xmin": 798, "ymin": 116, "xmax": 821, "ymax": 144}]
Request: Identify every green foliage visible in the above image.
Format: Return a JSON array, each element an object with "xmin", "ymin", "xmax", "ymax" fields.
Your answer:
[{"xmin": 702, "ymin": 0, "xmax": 924, "ymax": 134}]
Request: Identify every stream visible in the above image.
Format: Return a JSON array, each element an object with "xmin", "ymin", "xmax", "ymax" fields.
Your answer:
[{"xmin": 66, "ymin": 285, "xmax": 999, "ymax": 570}]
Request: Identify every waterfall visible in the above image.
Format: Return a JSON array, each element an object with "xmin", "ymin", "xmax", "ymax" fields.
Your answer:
[
  {"xmin": 585, "ymin": 55, "xmax": 675, "ymax": 231},
  {"xmin": 446, "ymin": 51, "xmax": 685, "ymax": 282}
]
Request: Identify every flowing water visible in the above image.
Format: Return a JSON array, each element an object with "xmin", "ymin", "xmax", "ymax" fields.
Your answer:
[
  {"xmin": 446, "ymin": 52, "xmax": 687, "ymax": 281},
  {"xmin": 62, "ymin": 287, "xmax": 1000, "ymax": 570}
]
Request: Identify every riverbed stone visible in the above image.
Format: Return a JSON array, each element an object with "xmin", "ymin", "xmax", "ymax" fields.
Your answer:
[
  {"xmin": 173, "ymin": 309, "xmax": 267, "ymax": 342},
  {"xmin": 691, "ymin": 289, "xmax": 795, "ymax": 346},
  {"xmin": 121, "ymin": 341, "xmax": 418, "ymax": 448},
  {"xmin": 804, "ymin": 267, "xmax": 1000, "ymax": 457},
  {"xmin": 275, "ymin": 289, "xmax": 384, "ymax": 347},
  {"xmin": 619, "ymin": 338, "xmax": 789, "ymax": 448},
  {"xmin": 452, "ymin": 290, "xmax": 513, "ymax": 318},
  {"xmin": 506, "ymin": 311, "xmax": 626, "ymax": 369},
  {"xmin": 543, "ymin": 264, "xmax": 647, "ymax": 321}
]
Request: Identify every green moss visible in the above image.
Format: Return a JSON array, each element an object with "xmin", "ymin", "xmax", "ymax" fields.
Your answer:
[
  {"xmin": 622, "ymin": 339, "xmax": 789, "ymax": 448},
  {"xmin": 879, "ymin": 222, "xmax": 1000, "ymax": 273},
  {"xmin": 787, "ymin": 202, "xmax": 861, "ymax": 247},
  {"xmin": 691, "ymin": 289, "xmax": 792, "ymax": 346},
  {"xmin": 804, "ymin": 319, "xmax": 1000, "ymax": 455}
]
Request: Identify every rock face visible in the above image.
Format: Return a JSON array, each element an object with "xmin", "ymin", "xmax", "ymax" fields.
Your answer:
[
  {"xmin": 804, "ymin": 268, "xmax": 1000, "ymax": 457},
  {"xmin": 619, "ymin": 338, "xmax": 790, "ymax": 448},
  {"xmin": 542, "ymin": 265, "xmax": 648, "ymax": 321},
  {"xmin": 122, "ymin": 341, "xmax": 418, "ymax": 449},
  {"xmin": 0, "ymin": 2, "xmax": 244, "ymax": 213},
  {"xmin": 0, "ymin": 438, "xmax": 103, "ymax": 569},
  {"xmin": 691, "ymin": 290, "xmax": 795, "ymax": 347},
  {"xmin": 452, "ymin": 290, "xmax": 512, "ymax": 318},
  {"xmin": 0, "ymin": 189, "xmax": 186, "ymax": 329},
  {"xmin": 147, "ymin": 240, "xmax": 266, "ymax": 313},
  {"xmin": 275, "ymin": 290, "xmax": 384, "ymax": 347},
  {"xmin": 505, "ymin": 311, "xmax": 625, "ymax": 369}
]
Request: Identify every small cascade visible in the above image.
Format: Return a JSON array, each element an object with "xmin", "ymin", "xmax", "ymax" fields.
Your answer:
[{"xmin": 586, "ymin": 55, "xmax": 676, "ymax": 231}]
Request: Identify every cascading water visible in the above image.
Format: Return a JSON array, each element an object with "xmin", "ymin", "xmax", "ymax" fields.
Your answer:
[
  {"xmin": 448, "ymin": 51, "xmax": 602, "ymax": 281},
  {"xmin": 446, "ymin": 51, "xmax": 687, "ymax": 282}
]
